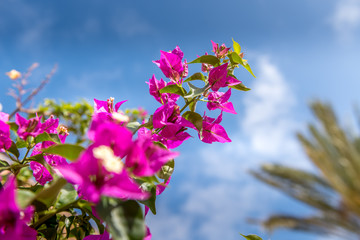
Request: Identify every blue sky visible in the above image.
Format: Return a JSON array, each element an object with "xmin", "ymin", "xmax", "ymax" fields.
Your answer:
[{"xmin": 1, "ymin": 0, "xmax": 360, "ymax": 239}]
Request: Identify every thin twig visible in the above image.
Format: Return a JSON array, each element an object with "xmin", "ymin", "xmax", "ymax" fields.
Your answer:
[{"xmin": 9, "ymin": 64, "xmax": 57, "ymax": 119}]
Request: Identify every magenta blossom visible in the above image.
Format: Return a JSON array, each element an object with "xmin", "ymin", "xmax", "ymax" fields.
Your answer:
[
  {"xmin": 126, "ymin": 131, "xmax": 179, "ymax": 177},
  {"xmin": 40, "ymin": 115, "xmax": 59, "ymax": 134},
  {"xmin": 29, "ymin": 161, "xmax": 53, "ymax": 185},
  {"xmin": 15, "ymin": 113, "xmax": 43, "ymax": 140},
  {"xmin": 58, "ymin": 145, "xmax": 149, "ymax": 203},
  {"xmin": 153, "ymin": 103, "xmax": 194, "ymax": 129},
  {"xmin": 207, "ymin": 89, "xmax": 237, "ymax": 114},
  {"xmin": 0, "ymin": 116, "xmax": 11, "ymax": 152},
  {"xmin": 208, "ymin": 63, "xmax": 241, "ymax": 91},
  {"xmin": 153, "ymin": 46, "xmax": 187, "ymax": 83},
  {"xmin": 92, "ymin": 122, "xmax": 133, "ymax": 158},
  {"xmin": 89, "ymin": 98, "xmax": 129, "ymax": 141},
  {"xmin": 0, "ymin": 177, "xmax": 37, "ymax": 240},
  {"xmin": 200, "ymin": 112, "xmax": 231, "ymax": 144},
  {"xmin": 29, "ymin": 127, "xmax": 69, "ymax": 185},
  {"xmin": 94, "ymin": 97, "xmax": 127, "ymax": 115},
  {"xmin": 152, "ymin": 125, "xmax": 191, "ymax": 149},
  {"xmin": 147, "ymin": 75, "xmax": 180, "ymax": 105},
  {"xmin": 211, "ymin": 40, "xmax": 231, "ymax": 58}
]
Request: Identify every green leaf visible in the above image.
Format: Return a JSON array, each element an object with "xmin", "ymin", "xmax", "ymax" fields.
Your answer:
[
  {"xmin": 35, "ymin": 132, "xmax": 61, "ymax": 144},
  {"xmin": 159, "ymin": 84, "xmax": 186, "ymax": 96},
  {"xmin": 139, "ymin": 182, "xmax": 157, "ymax": 215},
  {"xmin": 127, "ymin": 121, "xmax": 141, "ymax": 132},
  {"xmin": 240, "ymin": 234, "xmax": 263, "ymax": 240},
  {"xmin": 96, "ymin": 198, "xmax": 146, "ymax": 240},
  {"xmin": 228, "ymin": 52, "xmax": 244, "ymax": 64},
  {"xmin": 16, "ymin": 138, "xmax": 27, "ymax": 149},
  {"xmin": 182, "ymin": 111, "xmax": 203, "ymax": 132},
  {"xmin": 232, "ymin": 38, "xmax": 241, "ymax": 54},
  {"xmin": 17, "ymin": 189, "xmax": 36, "ymax": 208},
  {"xmin": 42, "ymin": 144, "xmax": 85, "ymax": 161},
  {"xmin": 184, "ymin": 72, "xmax": 206, "ymax": 82},
  {"xmin": 8, "ymin": 122, "xmax": 19, "ymax": 132},
  {"xmin": 230, "ymin": 82, "xmax": 251, "ymax": 91},
  {"xmin": 241, "ymin": 62, "xmax": 256, "ymax": 78},
  {"xmin": 0, "ymin": 159, "xmax": 9, "ymax": 167},
  {"xmin": 33, "ymin": 178, "xmax": 67, "ymax": 207},
  {"xmin": 7, "ymin": 141, "xmax": 20, "ymax": 158},
  {"xmin": 157, "ymin": 159, "xmax": 174, "ymax": 182},
  {"xmin": 26, "ymin": 153, "xmax": 45, "ymax": 164},
  {"xmin": 188, "ymin": 55, "xmax": 220, "ymax": 66},
  {"xmin": 184, "ymin": 82, "xmax": 209, "ymax": 99},
  {"xmin": 189, "ymin": 100, "xmax": 197, "ymax": 112},
  {"xmin": 78, "ymin": 201, "xmax": 105, "ymax": 234},
  {"xmin": 55, "ymin": 183, "xmax": 78, "ymax": 209}
]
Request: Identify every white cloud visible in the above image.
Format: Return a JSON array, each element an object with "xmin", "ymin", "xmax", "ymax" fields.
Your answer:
[
  {"xmin": 330, "ymin": 0, "xmax": 360, "ymax": 40},
  {"xmin": 199, "ymin": 56, "xmax": 311, "ymax": 181},
  {"xmin": 242, "ymin": 56, "xmax": 305, "ymax": 164}
]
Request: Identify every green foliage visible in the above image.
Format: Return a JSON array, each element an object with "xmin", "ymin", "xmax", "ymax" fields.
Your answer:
[
  {"xmin": 96, "ymin": 198, "xmax": 146, "ymax": 240},
  {"xmin": 232, "ymin": 38, "xmax": 241, "ymax": 55},
  {"xmin": 159, "ymin": 84, "xmax": 186, "ymax": 96},
  {"xmin": 34, "ymin": 99, "xmax": 94, "ymax": 144},
  {"xmin": 188, "ymin": 55, "xmax": 221, "ymax": 66},
  {"xmin": 240, "ymin": 233, "xmax": 263, "ymax": 240},
  {"xmin": 182, "ymin": 111, "xmax": 203, "ymax": 132},
  {"xmin": 41, "ymin": 144, "xmax": 85, "ymax": 161},
  {"xmin": 184, "ymin": 72, "xmax": 206, "ymax": 82},
  {"xmin": 184, "ymin": 82, "xmax": 209, "ymax": 99}
]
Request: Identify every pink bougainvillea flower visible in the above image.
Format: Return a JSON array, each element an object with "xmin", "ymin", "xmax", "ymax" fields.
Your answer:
[
  {"xmin": 15, "ymin": 113, "xmax": 43, "ymax": 140},
  {"xmin": 211, "ymin": 40, "xmax": 231, "ymax": 58},
  {"xmin": 29, "ymin": 161, "xmax": 53, "ymax": 185},
  {"xmin": 126, "ymin": 132, "xmax": 179, "ymax": 177},
  {"xmin": 89, "ymin": 98, "xmax": 129, "ymax": 140},
  {"xmin": 144, "ymin": 226, "xmax": 152, "ymax": 240},
  {"xmin": 29, "ymin": 126, "xmax": 69, "ymax": 185},
  {"xmin": 208, "ymin": 63, "xmax": 229, "ymax": 91},
  {"xmin": 147, "ymin": 75, "xmax": 180, "ymax": 105},
  {"xmin": 0, "ymin": 116, "xmax": 12, "ymax": 152},
  {"xmin": 153, "ymin": 46, "xmax": 187, "ymax": 82},
  {"xmin": 152, "ymin": 125, "xmax": 191, "ymax": 149},
  {"xmin": 58, "ymin": 145, "xmax": 149, "ymax": 203},
  {"xmin": 152, "ymin": 103, "xmax": 194, "ymax": 129},
  {"xmin": 40, "ymin": 115, "xmax": 59, "ymax": 134},
  {"xmin": 200, "ymin": 112, "xmax": 231, "ymax": 144},
  {"xmin": 208, "ymin": 63, "xmax": 242, "ymax": 91},
  {"xmin": 0, "ymin": 177, "xmax": 37, "ymax": 240},
  {"xmin": 92, "ymin": 122, "xmax": 133, "ymax": 158},
  {"xmin": 207, "ymin": 89, "xmax": 237, "ymax": 114},
  {"xmin": 94, "ymin": 97, "xmax": 127, "ymax": 115}
]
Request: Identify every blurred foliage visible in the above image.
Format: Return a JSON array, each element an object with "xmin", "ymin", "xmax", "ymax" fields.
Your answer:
[
  {"xmin": 251, "ymin": 101, "xmax": 360, "ymax": 239},
  {"xmin": 30, "ymin": 99, "xmax": 93, "ymax": 144}
]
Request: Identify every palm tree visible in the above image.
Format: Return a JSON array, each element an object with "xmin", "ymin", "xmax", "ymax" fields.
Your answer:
[{"xmin": 250, "ymin": 101, "xmax": 360, "ymax": 239}]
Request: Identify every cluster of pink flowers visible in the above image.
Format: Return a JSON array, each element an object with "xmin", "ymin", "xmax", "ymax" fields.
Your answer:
[
  {"xmin": 148, "ymin": 42, "xmax": 241, "ymax": 147},
  {"xmin": 59, "ymin": 98, "xmax": 178, "ymax": 204},
  {"xmin": 0, "ymin": 40, "xmax": 252, "ymax": 240}
]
